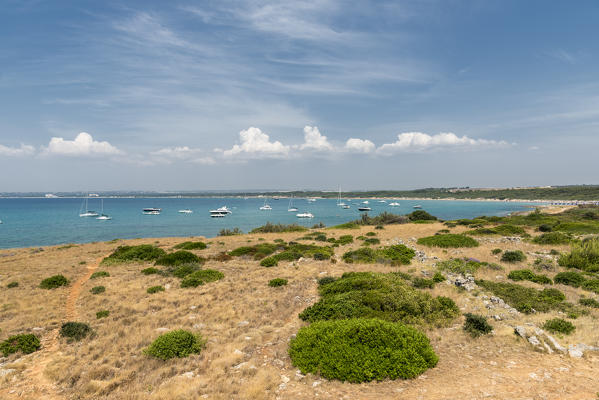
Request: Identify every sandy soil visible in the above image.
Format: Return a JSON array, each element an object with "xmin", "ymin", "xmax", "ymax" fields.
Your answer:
[{"xmin": 0, "ymin": 223, "xmax": 598, "ymax": 399}]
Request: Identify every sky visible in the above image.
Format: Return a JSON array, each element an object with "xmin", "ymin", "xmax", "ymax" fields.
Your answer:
[{"xmin": 1, "ymin": 0, "xmax": 598, "ymax": 192}]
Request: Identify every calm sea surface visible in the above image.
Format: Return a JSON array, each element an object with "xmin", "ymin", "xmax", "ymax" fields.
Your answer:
[{"xmin": 0, "ymin": 197, "xmax": 541, "ymax": 249}]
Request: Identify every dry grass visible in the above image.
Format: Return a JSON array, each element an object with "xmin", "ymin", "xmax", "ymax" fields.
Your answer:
[{"xmin": 1, "ymin": 226, "xmax": 599, "ymax": 399}]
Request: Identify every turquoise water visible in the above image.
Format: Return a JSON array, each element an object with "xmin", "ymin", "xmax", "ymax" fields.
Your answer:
[{"xmin": 0, "ymin": 197, "xmax": 540, "ymax": 249}]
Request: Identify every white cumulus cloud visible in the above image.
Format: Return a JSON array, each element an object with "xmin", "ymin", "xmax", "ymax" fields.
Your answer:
[
  {"xmin": 299, "ymin": 125, "xmax": 333, "ymax": 151},
  {"xmin": 151, "ymin": 146, "xmax": 215, "ymax": 164},
  {"xmin": 344, "ymin": 138, "xmax": 375, "ymax": 153},
  {"xmin": 222, "ymin": 127, "xmax": 289, "ymax": 158},
  {"xmin": 45, "ymin": 132, "xmax": 122, "ymax": 156},
  {"xmin": 377, "ymin": 132, "xmax": 508, "ymax": 154},
  {"xmin": 0, "ymin": 143, "xmax": 35, "ymax": 156}
]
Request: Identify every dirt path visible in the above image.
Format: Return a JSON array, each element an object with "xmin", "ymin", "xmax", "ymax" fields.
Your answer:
[{"xmin": 1, "ymin": 254, "xmax": 105, "ymax": 399}]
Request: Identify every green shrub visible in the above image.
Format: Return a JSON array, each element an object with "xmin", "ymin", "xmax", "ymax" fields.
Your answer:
[
  {"xmin": 7, "ymin": 281, "xmax": 18, "ymax": 288},
  {"xmin": 468, "ymin": 225, "xmax": 526, "ymax": 236},
  {"xmin": 90, "ymin": 271, "xmax": 110, "ymax": 279},
  {"xmin": 375, "ymin": 225, "xmax": 384, "ymax": 230},
  {"xmin": 437, "ymin": 258, "xmax": 493, "ymax": 275},
  {"xmin": 90, "ymin": 286, "xmax": 105, "ymax": 294},
  {"xmin": 432, "ymin": 271, "xmax": 445, "ymax": 283},
  {"xmin": 532, "ymin": 232, "xmax": 570, "ymax": 245},
  {"xmin": 554, "ymin": 271, "xmax": 586, "ymax": 287},
  {"xmin": 260, "ymin": 257, "xmax": 278, "ymax": 267},
  {"xmin": 318, "ymin": 276, "xmax": 336, "ymax": 286},
  {"xmin": 554, "ymin": 222, "xmax": 599, "ymax": 235},
  {"xmin": 412, "ymin": 277, "xmax": 435, "ymax": 289},
  {"xmin": 40, "ymin": 275, "xmax": 68, "ymax": 289},
  {"xmin": 330, "ymin": 222, "xmax": 361, "ymax": 229},
  {"xmin": 144, "ymin": 330, "xmax": 205, "ymax": 360},
  {"xmin": 477, "ymin": 280, "xmax": 565, "ymax": 313},
  {"xmin": 180, "ymin": 269, "xmax": 224, "ymax": 288},
  {"xmin": 147, "ymin": 285, "xmax": 165, "ymax": 294},
  {"xmin": 173, "ymin": 241, "xmax": 207, "ymax": 250},
  {"xmin": 579, "ymin": 298, "xmax": 599, "ymax": 308},
  {"xmin": 96, "ymin": 310, "xmax": 110, "ymax": 319},
  {"xmin": 408, "ymin": 210, "xmax": 437, "ymax": 221},
  {"xmin": 314, "ymin": 233, "xmax": 327, "ymax": 241},
  {"xmin": 268, "ymin": 278, "xmax": 288, "ymax": 287},
  {"xmin": 102, "ymin": 244, "xmax": 166, "ymax": 264},
  {"xmin": 0, "ymin": 334, "xmax": 41, "ymax": 356},
  {"xmin": 463, "ymin": 313, "xmax": 493, "ymax": 337},
  {"xmin": 141, "ymin": 267, "xmax": 160, "ymax": 275},
  {"xmin": 538, "ymin": 224, "xmax": 553, "ymax": 232},
  {"xmin": 417, "ymin": 234, "xmax": 479, "ymax": 248},
  {"xmin": 300, "ymin": 272, "xmax": 459, "ymax": 326},
  {"xmin": 342, "ymin": 245, "xmax": 415, "ymax": 266},
  {"xmin": 155, "ymin": 250, "xmax": 201, "ymax": 267},
  {"xmin": 250, "ymin": 223, "xmax": 308, "ymax": 233},
  {"xmin": 543, "ymin": 318, "xmax": 575, "ymax": 335},
  {"xmin": 172, "ymin": 264, "xmax": 200, "ymax": 278},
  {"xmin": 218, "ymin": 227, "xmax": 243, "ymax": 236},
  {"xmin": 60, "ymin": 322, "xmax": 91, "ymax": 341},
  {"xmin": 581, "ymin": 279, "xmax": 599, "ymax": 294},
  {"xmin": 507, "ymin": 269, "xmax": 552, "ymax": 284},
  {"xmin": 362, "ymin": 238, "xmax": 380, "ymax": 245},
  {"xmin": 355, "ymin": 212, "xmax": 409, "ymax": 226},
  {"xmin": 501, "ymin": 250, "xmax": 526, "ymax": 263},
  {"xmin": 289, "ymin": 318, "xmax": 438, "ymax": 382},
  {"xmin": 229, "ymin": 243, "xmax": 280, "ymax": 259},
  {"xmin": 491, "ymin": 248, "xmax": 502, "ymax": 255},
  {"xmin": 335, "ymin": 235, "xmax": 354, "ymax": 245},
  {"xmin": 365, "ymin": 231, "xmax": 377, "ymax": 237},
  {"xmin": 558, "ymin": 239, "xmax": 599, "ymax": 272},
  {"xmin": 273, "ymin": 244, "xmax": 334, "ymax": 262}
]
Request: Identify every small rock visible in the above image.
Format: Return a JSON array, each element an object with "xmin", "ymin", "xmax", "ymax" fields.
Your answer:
[
  {"xmin": 181, "ymin": 371, "xmax": 194, "ymax": 379},
  {"xmin": 0, "ymin": 369, "xmax": 15, "ymax": 377},
  {"xmin": 514, "ymin": 326, "xmax": 527, "ymax": 338},
  {"xmin": 312, "ymin": 381, "xmax": 321, "ymax": 387},
  {"xmin": 528, "ymin": 336, "xmax": 541, "ymax": 346},
  {"xmin": 234, "ymin": 349, "xmax": 243, "ymax": 355},
  {"xmin": 281, "ymin": 375, "xmax": 290, "ymax": 383},
  {"xmin": 164, "ymin": 284, "xmax": 171, "ymax": 290},
  {"xmin": 238, "ymin": 320, "xmax": 249, "ymax": 327},
  {"xmin": 155, "ymin": 327, "xmax": 169, "ymax": 333},
  {"xmin": 568, "ymin": 349, "xmax": 583, "ymax": 358}
]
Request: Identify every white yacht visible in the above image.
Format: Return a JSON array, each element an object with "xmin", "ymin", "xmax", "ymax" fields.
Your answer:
[
  {"xmin": 297, "ymin": 212, "xmax": 314, "ymax": 218},
  {"xmin": 210, "ymin": 206, "xmax": 232, "ymax": 217},
  {"xmin": 143, "ymin": 208, "xmax": 162, "ymax": 215},
  {"xmin": 358, "ymin": 206, "xmax": 371, "ymax": 211},
  {"xmin": 260, "ymin": 198, "xmax": 272, "ymax": 210},
  {"xmin": 307, "ymin": 198, "xmax": 317, "ymax": 203},
  {"xmin": 413, "ymin": 205, "xmax": 423, "ymax": 209},
  {"xmin": 79, "ymin": 196, "xmax": 99, "ymax": 217},
  {"xmin": 362, "ymin": 200, "xmax": 369, "ymax": 204},
  {"xmin": 178, "ymin": 209, "xmax": 193, "ymax": 214},
  {"xmin": 389, "ymin": 201, "xmax": 400, "ymax": 207},
  {"xmin": 96, "ymin": 199, "xmax": 112, "ymax": 220}
]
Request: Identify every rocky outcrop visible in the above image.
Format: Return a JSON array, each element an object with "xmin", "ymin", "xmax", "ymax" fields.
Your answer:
[{"xmin": 514, "ymin": 324, "xmax": 599, "ymax": 358}]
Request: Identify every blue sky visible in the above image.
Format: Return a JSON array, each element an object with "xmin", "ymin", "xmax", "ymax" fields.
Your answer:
[{"xmin": 1, "ymin": 0, "xmax": 598, "ymax": 191}]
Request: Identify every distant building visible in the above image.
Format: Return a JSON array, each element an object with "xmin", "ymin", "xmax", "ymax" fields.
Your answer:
[{"xmin": 45, "ymin": 194, "xmax": 59, "ymax": 198}]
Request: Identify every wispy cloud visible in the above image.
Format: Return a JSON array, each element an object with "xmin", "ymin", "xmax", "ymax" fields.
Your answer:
[
  {"xmin": 0, "ymin": 143, "xmax": 35, "ymax": 156},
  {"xmin": 377, "ymin": 132, "xmax": 510, "ymax": 154}
]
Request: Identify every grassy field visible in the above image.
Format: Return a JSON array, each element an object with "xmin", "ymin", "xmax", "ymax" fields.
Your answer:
[{"xmin": 1, "ymin": 208, "xmax": 599, "ymax": 399}]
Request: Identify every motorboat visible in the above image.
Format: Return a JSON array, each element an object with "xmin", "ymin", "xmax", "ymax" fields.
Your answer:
[
  {"xmin": 341, "ymin": 204, "xmax": 350, "ymax": 209},
  {"xmin": 178, "ymin": 209, "xmax": 193, "ymax": 214},
  {"xmin": 413, "ymin": 205, "xmax": 423, "ymax": 209},
  {"xmin": 389, "ymin": 202, "xmax": 400, "ymax": 207},
  {"xmin": 378, "ymin": 200, "xmax": 386, "ymax": 203},
  {"xmin": 210, "ymin": 206, "xmax": 232, "ymax": 217},
  {"xmin": 297, "ymin": 212, "xmax": 314, "ymax": 218},
  {"xmin": 307, "ymin": 198, "xmax": 316, "ymax": 202},
  {"xmin": 358, "ymin": 206, "xmax": 371, "ymax": 211},
  {"xmin": 362, "ymin": 200, "xmax": 369, "ymax": 204},
  {"xmin": 143, "ymin": 208, "xmax": 162, "ymax": 215}
]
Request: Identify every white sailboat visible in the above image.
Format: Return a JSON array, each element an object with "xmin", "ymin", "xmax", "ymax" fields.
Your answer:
[
  {"xmin": 337, "ymin": 186, "xmax": 350, "ymax": 209},
  {"xmin": 259, "ymin": 198, "xmax": 272, "ymax": 210},
  {"xmin": 296, "ymin": 212, "xmax": 314, "ymax": 218},
  {"xmin": 389, "ymin": 201, "xmax": 400, "ymax": 207},
  {"xmin": 96, "ymin": 199, "xmax": 112, "ymax": 220},
  {"xmin": 288, "ymin": 195, "xmax": 298, "ymax": 212},
  {"xmin": 79, "ymin": 196, "xmax": 99, "ymax": 217}
]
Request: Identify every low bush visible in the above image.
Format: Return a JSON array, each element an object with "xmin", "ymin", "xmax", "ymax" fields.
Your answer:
[
  {"xmin": 260, "ymin": 257, "xmax": 278, "ymax": 267},
  {"xmin": 7, "ymin": 281, "xmax": 18, "ymax": 288},
  {"xmin": 581, "ymin": 279, "xmax": 599, "ymax": 293},
  {"xmin": 477, "ymin": 280, "xmax": 565, "ymax": 313},
  {"xmin": 102, "ymin": 244, "xmax": 166, "ymax": 264},
  {"xmin": 147, "ymin": 285, "xmax": 165, "ymax": 294},
  {"xmin": 362, "ymin": 238, "xmax": 380, "ymax": 245},
  {"xmin": 289, "ymin": 318, "xmax": 438, "ymax": 382},
  {"xmin": 180, "ymin": 269, "xmax": 224, "ymax": 288},
  {"xmin": 432, "ymin": 271, "xmax": 445, "ymax": 283},
  {"xmin": 172, "ymin": 264, "xmax": 200, "ymax": 278},
  {"xmin": 437, "ymin": 258, "xmax": 500, "ymax": 275},
  {"xmin": 408, "ymin": 210, "xmax": 437, "ymax": 221},
  {"xmin": 508, "ymin": 269, "xmax": 552, "ymax": 285},
  {"xmin": 144, "ymin": 330, "xmax": 205, "ymax": 360},
  {"xmin": 558, "ymin": 239, "xmax": 599, "ymax": 272},
  {"xmin": 468, "ymin": 225, "xmax": 526, "ymax": 236},
  {"xmin": 342, "ymin": 245, "xmax": 415, "ymax": 266},
  {"xmin": 375, "ymin": 225, "xmax": 384, "ymax": 230},
  {"xmin": 463, "ymin": 313, "xmax": 493, "ymax": 338},
  {"xmin": 365, "ymin": 231, "xmax": 377, "ymax": 237},
  {"xmin": 250, "ymin": 223, "xmax": 308, "ymax": 233},
  {"xmin": 412, "ymin": 277, "xmax": 435, "ymax": 289},
  {"xmin": 268, "ymin": 278, "xmax": 288, "ymax": 287},
  {"xmin": 532, "ymin": 232, "xmax": 570, "ymax": 245},
  {"xmin": 501, "ymin": 250, "xmax": 526, "ymax": 263},
  {"xmin": 173, "ymin": 241, "xmax": 207, "ymax": 250},
  {"xmin": 300, "ymin": 272, "xmax": 459, "ymax": 326},
  {"xmin": 229, "ymin": 243, "xmax": 280, "ymax": 259},
  {"xmin": 554, "ymin": 271, "xmax": 586, "ymax": 287},
  {"xmin": 538, "ymin": 224, "xmax": 553, "ymax": 232},
  {"xmin": 155, "ymin": 250, "xmax": 202, "ymax": 267},
  {"xmin": 543, "ymin": 318, "xmax": 575, "ymax": 335},
  {"xmin": 417, "ymin": 234, "xmax": 479, "ymax": 248},
  {"xmin": 90, "ymin": 286, "xmax": 105, "ymax": 294},
  {"xmin": 40, "ymin": 275, "xmax": 68, "ymax": 289},
  {"xmin": 60, "ymin": 322, "xmax": 91, "ymax": 341},
  {"xmin": 335, "ymin": 235, "xmax": 354, "ymax": 245},
  {"xmin": 579, "ymin": 297, "xmax": 599, "ymax": 308},
  {"xmin": 0, "ymin": 334, "xmax": 41, "ymax": 356},
  {"xmin": 491, "ymin": 248, "xmax": 502, "ymax": 255},
  {"xmin": 318, "ymin": 276, "xmax": 336, "ymax": 286},
  {"xmin": 330, "ymin": 222, "xmax": 361, "ymax": 229},
  {"xmin": 96, "ymin": 310, "xmax": 110, "ymax": 319},
  {"xmin": 554, "ymin": 222, "xmax": 599, "ymax": 235},
  {"xmin": 218, "ymin": 227, "xmax": 243, "ymax": 236},
  {"xmin": 141, "ymin": 267, "xmax": 160, "ymax": 275},
  {"xmin": 90, "ymin": 271, "xmax": 110, "ymax": 279},
  {"xmin": 355, "ymin": 212, "xmax": 409, "ymax": 226}
]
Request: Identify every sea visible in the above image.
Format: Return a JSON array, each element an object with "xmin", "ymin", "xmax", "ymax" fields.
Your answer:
[{"xmin": 0, "ymin": 197, "xmax": 542, "ymax": 249}]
